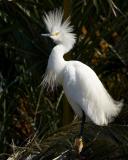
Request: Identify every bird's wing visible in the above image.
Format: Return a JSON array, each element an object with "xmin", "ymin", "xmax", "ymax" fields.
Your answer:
[{"xmin": 63, "ymin": 61, "xmax": 123, "ymax": 126}]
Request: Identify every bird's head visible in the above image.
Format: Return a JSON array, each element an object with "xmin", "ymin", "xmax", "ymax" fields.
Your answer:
[{"xmin": 41, "ymin": 9, "xmax": 76, "ymax": 49}]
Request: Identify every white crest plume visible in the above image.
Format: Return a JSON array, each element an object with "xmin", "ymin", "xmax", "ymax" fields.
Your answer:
[{"xmin": 43, "ymin": 8, "xmax": 76, "ymax": 47}]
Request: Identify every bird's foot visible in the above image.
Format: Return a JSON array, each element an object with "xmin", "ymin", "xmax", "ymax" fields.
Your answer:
[{"xmin": 74, "ymin": 137, "xmax": 85, "ymax": 154}]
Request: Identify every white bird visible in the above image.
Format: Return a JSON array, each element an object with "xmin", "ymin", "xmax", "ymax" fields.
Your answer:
[{"xmin": 41, "ymin": 9, "xmax": 123, "ymax": 134}]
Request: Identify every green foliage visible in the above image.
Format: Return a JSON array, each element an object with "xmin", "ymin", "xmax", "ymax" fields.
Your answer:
[{"xmin": 0, "ymin": 0, "xmax": 128, "ymax": 159}]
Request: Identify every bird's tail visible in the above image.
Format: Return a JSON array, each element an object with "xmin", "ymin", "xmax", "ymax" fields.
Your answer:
[{"xmin": 84, "ymin": 83, "xmax": 123, "ymax": 126}]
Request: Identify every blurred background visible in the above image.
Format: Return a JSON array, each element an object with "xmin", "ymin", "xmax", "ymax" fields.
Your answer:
[{"xmin": 0, "ymin": 0, "xmax": 128, "ymax": 159}]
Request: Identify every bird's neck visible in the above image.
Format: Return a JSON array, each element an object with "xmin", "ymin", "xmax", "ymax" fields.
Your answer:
[{"xmin": 46, "ymin": 44, "xmax": 68, "ymax": 84}]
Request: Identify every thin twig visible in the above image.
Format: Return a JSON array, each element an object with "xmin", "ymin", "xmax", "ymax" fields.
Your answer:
[
  {"xmin": 34, "ymin": 87, "xmax": 43, "ymax": 124},
  {"xmin": 53, "ymin": 149, "xmax": 71, "ymax": 160},
  {"xmin": 55, "ymin": 90, "xmax": 64, "ymax": 110}
]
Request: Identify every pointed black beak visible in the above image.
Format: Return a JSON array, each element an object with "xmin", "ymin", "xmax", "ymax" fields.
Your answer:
[{"xmin": 41, "ymin": 33, "xmax": 50, "ymax": 37}]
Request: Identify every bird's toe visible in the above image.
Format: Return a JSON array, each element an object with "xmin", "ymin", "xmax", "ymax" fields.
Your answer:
[{"xmin": 74, "ymin": 137, "xmax": 85, "ymax": 154}]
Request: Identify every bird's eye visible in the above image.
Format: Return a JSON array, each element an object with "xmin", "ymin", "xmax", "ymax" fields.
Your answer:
[{"xmin": 52, "ymin": 32, "xmax": 60, "ymax": 36}]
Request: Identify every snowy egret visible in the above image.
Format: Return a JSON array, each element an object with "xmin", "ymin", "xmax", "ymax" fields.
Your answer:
[{"xmin": 41, "ymin": 9, "xmax": 123, "ymax": 149}]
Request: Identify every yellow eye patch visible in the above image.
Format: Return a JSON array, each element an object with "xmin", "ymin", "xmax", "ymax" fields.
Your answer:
[{"xmin": 52, "ymin": 32, "xmax": 60, "ymax": 36}]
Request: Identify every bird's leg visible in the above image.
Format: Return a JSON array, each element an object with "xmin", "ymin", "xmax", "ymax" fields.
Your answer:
[
  {"xmin": 74, "ymin": 111, "xmax": 85, "ymax": 153},
  {"xmin": 79, "ymin": 111, "xmax": 85, "ymax": 138}
]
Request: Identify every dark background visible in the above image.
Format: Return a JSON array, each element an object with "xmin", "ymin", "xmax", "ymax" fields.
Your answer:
[{"xmin": 0, "ymin": 0, "xmax": 128, "ymax": 159}]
